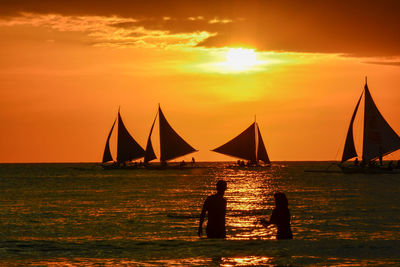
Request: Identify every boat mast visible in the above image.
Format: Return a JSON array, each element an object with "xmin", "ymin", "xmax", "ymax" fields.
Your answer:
[
  {"xmin": 254, "ymin": 115, "xmax": 259, "ymax": 163},
  {"xmin": 362, "ymin": 77, "xmax": 367, "ymax": 163}
]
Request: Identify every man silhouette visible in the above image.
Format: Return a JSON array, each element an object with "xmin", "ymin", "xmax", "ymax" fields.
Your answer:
[{"xmin": 198, "ymin": 180, "xmax": 227, "ymax": 238}]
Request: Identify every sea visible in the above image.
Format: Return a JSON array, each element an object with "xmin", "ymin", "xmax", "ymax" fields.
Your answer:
[{"xmin": 0, "ymin": 162, "xmax": 399, "ymax": 266}]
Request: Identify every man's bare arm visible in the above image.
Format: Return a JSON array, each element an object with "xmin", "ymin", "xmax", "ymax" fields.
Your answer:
[{"xmin": 198, "ymin": 201, "xmax": 207, "ymax": 237}]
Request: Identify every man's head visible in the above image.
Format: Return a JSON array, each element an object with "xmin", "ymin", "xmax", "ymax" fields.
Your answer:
[{"xmin": 216, "ymin": 180, "xmax": 227, "ymax": 195}]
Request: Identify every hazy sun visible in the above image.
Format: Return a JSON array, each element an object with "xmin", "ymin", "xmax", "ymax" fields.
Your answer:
[{"xmin": 225, "ymin": 48, "xmax": 257, "ymax": 70}]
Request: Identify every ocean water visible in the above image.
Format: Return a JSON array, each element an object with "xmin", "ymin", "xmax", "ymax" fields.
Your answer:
[{"xmin": 0, "ymin": 162, "xmax": 399, "ymax": 266}]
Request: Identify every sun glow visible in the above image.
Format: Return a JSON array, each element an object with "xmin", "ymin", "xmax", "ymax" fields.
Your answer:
[{"xmin": 225, "ymin": 48, "xmax": 258, "ymax": 71}]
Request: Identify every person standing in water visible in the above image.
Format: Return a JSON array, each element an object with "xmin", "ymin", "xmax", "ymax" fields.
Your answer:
[
  {"xmin": 260, "ymin": 192, "xmax": 293, "ymax": 240},
  {"xmin": 198, "ymin": 180, "xmax": 227, "ymax": 238}
]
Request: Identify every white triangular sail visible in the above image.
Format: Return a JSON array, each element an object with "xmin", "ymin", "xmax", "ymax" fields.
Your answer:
[
  {"xmin": 102, "ymin": 119, "xmax": 116, "ymax": 163},
  {"xmin": 213, "ymin": 123, "xmax": 257, "ymax": 162},
  {"xmin": 256, "ymin": 124, "xmax": 271, "ymax": 164},
  {"xmin": 362, "ymin": 83, "xmax": 400, "ymax": 162},
  {"xmin": 341, "ymin": 80, "xmax": 400, "ymax": 163},
  {"xmin": 341, "ymin": 92, "xmax": 363, "ymax": 163},
  {"xmin": 144, "ymin": 110, "xmax": 158, "ymax": 163},
  {"xmin": 116, "ymin": 111, "xmax": 146, "ymax": 163},
  {"xmin": 213, "ymin": 121, "xmax": 270, "ymax": 164},
  {"xmin": 102, "ymin": 109, "xmax": 145, "ymax": 164},
  {"xmin": 158, "ymin": 106, "xmax": 197, "ymax": 162},
  {"xmin": 144, "ymin": 105, "xmax": 197, "ymax": 162}
]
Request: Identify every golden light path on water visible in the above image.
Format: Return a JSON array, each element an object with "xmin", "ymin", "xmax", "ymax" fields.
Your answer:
[{"xmin": 213, "ymin": 164, "xmax": 284, "ymax": 240}]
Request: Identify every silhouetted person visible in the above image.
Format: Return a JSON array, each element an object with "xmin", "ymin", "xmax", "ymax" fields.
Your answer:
[
  {"xmin": 368, "ymin": 161, "xmax": 377, "ymax": 168},
  {"xmin": 198, "ymin": 180, "xmax": 227, "ymax": 238},
  {"xmin": 354, "ymin": 158, "xmax": 359, "ymax": 166},
  {"xmin": 388, "ymin": 161, "xmax": 393, "ymax": 170},
  {"xmin": 192, "ymin": 157, "xmax": 195, "ymax": 164},
  {"xmin": 260, "ymin": 192, "xmax": 293, "ymax": 240}
]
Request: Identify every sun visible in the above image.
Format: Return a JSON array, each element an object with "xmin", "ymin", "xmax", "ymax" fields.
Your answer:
[{"xmin": 225, "ymin": 48, "xmax": 258, "ymax": 71}]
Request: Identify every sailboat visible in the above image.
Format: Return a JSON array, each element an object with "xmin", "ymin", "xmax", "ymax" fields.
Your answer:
[
  {"xmin": 339, "ymin": 78, "xmax": 400, "ymax": 173},
  {"xmin": 143, "ymin": 105, "xmax": 198, "ymax": 169},
  {"xmin": 102, "ymin": 108, "xmax": 145, "ymax": 169},
  {"xmin": 212, "ymin": 118, "xmax": 271, "ymax": 167}
]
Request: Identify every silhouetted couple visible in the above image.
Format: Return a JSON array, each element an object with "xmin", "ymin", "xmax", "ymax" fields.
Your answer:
[{"xmin": 198, "ymin": 180, "xmax": 292, "ymax": 240}]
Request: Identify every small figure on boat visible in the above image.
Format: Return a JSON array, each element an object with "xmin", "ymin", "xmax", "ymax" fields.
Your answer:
[
  {"xmin": 354, "ymin": 158, "xmax": 359, "ymax": 166},
  {"xmin": 360, "ymin": 160, "xmax": 366, "ymax": 167},
  {"xmin": 260, "ymin": 192, "xmax": 293, "ymax": 240},
  {"xmin": 387, "ymin": 161, "xmax": 393, "ymax": 170},
  {"xmin": 247, "ymin": 160, "xmax": 259, "ymax": 166},
  {"xmin": 192, "ymin": 157, "xmax": 195, "ymax": 164},
  {"xmin": 180, "ymin": 160, "xmax": 186, "ymax": 167},
  {"xmin": 198, "ymin": 180, "xmax": 227, "ymax": 238},
  {"xmin": 236, "ymin": 160, "xmax": 245, "ymax": 167},
  {"xmin": 368, "ymin": 160, "xmax": 377, "ymax": 168}
]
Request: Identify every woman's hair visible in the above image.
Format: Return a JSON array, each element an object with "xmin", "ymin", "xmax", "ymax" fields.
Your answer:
[
  {"xmin": 216, "ymin": 180, "xmax": 227, "ymax": 192},
  {"xmin": 274, "ymin": 192, "xmax": 288, "ymax": 208}
]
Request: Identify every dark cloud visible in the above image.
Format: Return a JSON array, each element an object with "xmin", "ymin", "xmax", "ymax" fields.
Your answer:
[{"xmin": 2, "ymin": 0, "xmax": 400, "ymax": 56}]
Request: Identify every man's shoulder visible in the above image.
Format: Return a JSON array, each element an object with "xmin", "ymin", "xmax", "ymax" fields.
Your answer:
[{"xmin": 207, "ymin": 194, "xmax": 226, "ymax": 201}]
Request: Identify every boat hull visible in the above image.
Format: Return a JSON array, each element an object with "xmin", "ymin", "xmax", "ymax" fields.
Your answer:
[
  {"xmin": 144, "ymin": 164, "xmax": 199, "ymax": 170},
  {"xmin": 102, "ymin": 163, "xmax": 200, "ymax": 170},
  {"xmin": 102, "ymin": 163, "xmax": 142, "ymax": 170},
  {"xmin": 340, "ymin": 166, "xmax": 400, "ymax": 174},
  {"xmin": 228, "ymin": 164, "xmax": 271, "ymax": 170}
]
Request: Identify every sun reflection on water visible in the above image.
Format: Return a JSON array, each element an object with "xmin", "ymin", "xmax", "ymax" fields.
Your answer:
[
  {"xmin": 218, "ymin": 166, "xmax": 282, "ymax": 240},
  {"xmin": 220, "ymin": 256, "xmax": 273, "ymax": 266}
]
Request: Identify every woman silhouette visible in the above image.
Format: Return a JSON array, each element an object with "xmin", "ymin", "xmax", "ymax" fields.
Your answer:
[{"xmin": 260, "ymin": 192, "xmax": 293, "ymax": 240}]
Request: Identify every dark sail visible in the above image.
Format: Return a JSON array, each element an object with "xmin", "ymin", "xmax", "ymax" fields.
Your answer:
[
  {"xmin": 257, "ymin": 124, "xmax": 270, "ymax": 163},
  {"xmin": 341, "ymin": 92, "xmax": 363, "ymax": 163},
  {"xmin": 116, "ymin": 112, "xmax": 145, "ymax": 163},
  {"xmin": 213, "ymin": 123, "xmax": 257, "ymax": 162},
  {"xmin": 362, "ymin": 83, "xmax": 400, "ymax": 162},
  {"xmin": 144, "ymin": 111, "xmax": 158, "ymax": 163},
  {"xmin": 158, "ymin": 107, "xmax": 197, "ymax": 162},
  {"xmin": 102, "ymin": 119, "xmax": 116, "ymax": 163}
]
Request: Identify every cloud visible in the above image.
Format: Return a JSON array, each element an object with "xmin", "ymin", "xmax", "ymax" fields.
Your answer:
[
  {"xmin": 1, "ymin": 0, "xmax": 400, "ymax": 56},
  {"xmin": 0, "ymin": 13, "xmax": 214, "ymax": 49}
]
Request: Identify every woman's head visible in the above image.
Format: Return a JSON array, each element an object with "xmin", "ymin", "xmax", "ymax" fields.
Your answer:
[
  {"xmin": 274, "ymin": 192, "xmax": 288, "ymax": 208},
  {"xmin": 216, "ymin": 180, "xmax": 227, "ymax": 194}
]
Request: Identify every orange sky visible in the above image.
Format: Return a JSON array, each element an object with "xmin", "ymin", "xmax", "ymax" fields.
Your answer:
[{"xmin": 0, "ymin": 1, "xmax": 400, "ymax": 162}]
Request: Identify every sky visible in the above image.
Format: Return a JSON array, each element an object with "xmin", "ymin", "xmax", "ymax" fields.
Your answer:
[{"xmin": 1, "ymin": 0, "xmax": 400, "ymax": 162}]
